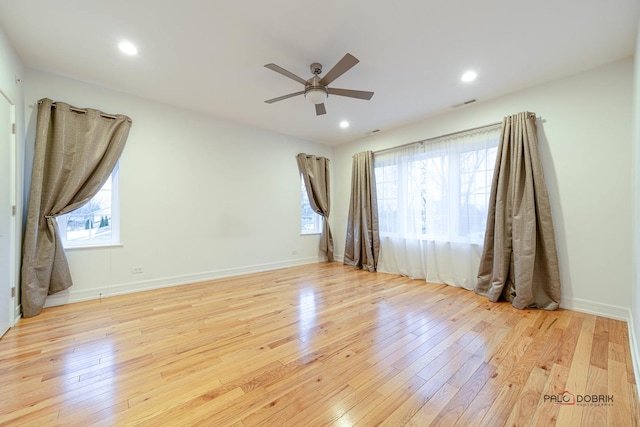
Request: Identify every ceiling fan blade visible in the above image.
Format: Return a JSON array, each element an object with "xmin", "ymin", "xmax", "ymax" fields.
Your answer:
[
  {"xmin": 315, "ymin": 103, "xmax": 327, "ymax": 116},
  {"xmin": 328, "ymin": 88, "xmax": 374, "ymax": 100},
  {"xmin": 264, "ymin": 91, "xmax": 305, "ymax": 104},
  {"xmin": 264, "ymin": 63, "xmax": 308, "ymax": 85},
  {"xmin": 319, "ymin": 53, "xmax": 359, "ymax": 86}
]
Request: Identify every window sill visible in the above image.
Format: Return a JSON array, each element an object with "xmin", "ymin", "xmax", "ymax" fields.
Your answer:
[
  {"xmin": 63, "ymin": 243, "xmax": 124, "ymax": 251},
  {"xmin": 300, "ymin": 232, "xmax": 322, "ymax": 236}
]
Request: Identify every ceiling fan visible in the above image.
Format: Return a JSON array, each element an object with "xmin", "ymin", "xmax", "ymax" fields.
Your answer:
[{"xmin": 264, "ymin": 53, "xmax": 374, "ymax": 116}]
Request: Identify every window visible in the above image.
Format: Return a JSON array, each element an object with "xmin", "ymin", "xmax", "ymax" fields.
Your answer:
[
  {"xmin": 374, "ymin": 127, "xmax": 500, "ymax": 244},
  {"xmin": 56, "ymin": 165, "xmax": 120, "ymax": 248},
  {"xmin": 300, "ymin": 178, "xmax": 322, "ymax": 234}
]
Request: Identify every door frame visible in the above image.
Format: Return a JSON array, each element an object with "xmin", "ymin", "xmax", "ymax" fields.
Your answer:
[{"xmin": 0, "ymin": 88, "xmax": 17, "ymax": 336}]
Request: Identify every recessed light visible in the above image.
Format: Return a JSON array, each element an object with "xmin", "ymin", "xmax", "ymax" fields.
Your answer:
[
  {"xmin": 339, "ymin": 120, "xmax": 349, "ymax": 129},
  {"xmin": 118, "ymin": 41, "xmax": 138, "ymax": 56},
  {"xmin": 461, "ymin": 70, "xmax": 477, "ymax": 83}
]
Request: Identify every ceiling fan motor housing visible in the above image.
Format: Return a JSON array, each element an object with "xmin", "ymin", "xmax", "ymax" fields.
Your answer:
[{"xmin": 310, "ymin": 63, "xmax": 322, "ymax": 75}]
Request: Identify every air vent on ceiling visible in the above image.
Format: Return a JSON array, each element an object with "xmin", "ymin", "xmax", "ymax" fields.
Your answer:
[{"xmin": 452, "ymin": 99, "xmax": 477, "ymax": 109}]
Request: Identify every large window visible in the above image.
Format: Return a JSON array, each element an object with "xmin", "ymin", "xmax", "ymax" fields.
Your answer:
[
  {"xmin": 374, "ymin": 127, "xmax": 500, "ymax": 244},
  {"xmin": 300, "ymin": 178, "xmax": 322, "ymax": 234},
  {"xmin": 56, "ymin": 165, "xmax": 120, "ymax": 248},
  {"xmin": 373, "ymin": 125, "xmax": 501, "ymax": 289}
]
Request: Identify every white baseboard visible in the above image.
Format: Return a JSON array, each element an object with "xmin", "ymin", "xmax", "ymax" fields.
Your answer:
[
  {"xmin": 44, "ymin": 257, "xmax": 322, "ymax": 308},
  {"xmin": 559, "ymin": 297, "xmax": 629, "ymax": 321}
]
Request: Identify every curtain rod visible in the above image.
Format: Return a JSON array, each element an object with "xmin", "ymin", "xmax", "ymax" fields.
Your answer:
[
  {"xmin": 36, "ymin": 100, "xmax": 132, "ymax": 122},
  {"xmin": 373, "ymin": 121, "xmax": 502, "ymax": 155},
  {"xmin": 299, "ymin": 154, "xmax": 330, "ymax": 160},
  {"xmin": 372, "ymin": 113, "xmax": 540, "ymax": 155}
]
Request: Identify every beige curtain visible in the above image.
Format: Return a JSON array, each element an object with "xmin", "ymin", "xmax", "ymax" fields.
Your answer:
[
  {"xmin": 21, "ymin": 98, "xmax": 132, "ymax": 317},
  {"xmin": 344, "ymin": 151, "xmax": 380, "ymax": 272},
  {"xmin": 296, "ymin": 153, "xmax": 333, "ymax": 261},
  {"xmin": 475, "ymin": 112, "xmax": 560, "ymax": 310}
]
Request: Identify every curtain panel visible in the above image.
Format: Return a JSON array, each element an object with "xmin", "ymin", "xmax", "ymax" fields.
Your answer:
[
  {"xmin": 21, "ymin": 98, "xmax": 132, "ymax": 317},
  {"xmin": 374, "ymin": 125, "xmax": 501, "ymax": 288},
  {"xmin": 475, "ymin": 112, "xmax": 561, "ymax": 310},
  {"xmin": 344, "ymin": 151, "xmax": 380, "ymax": 272},
  {"xmin": 296, "ymin": 153, "xmax": 334, "ymax": 261}
]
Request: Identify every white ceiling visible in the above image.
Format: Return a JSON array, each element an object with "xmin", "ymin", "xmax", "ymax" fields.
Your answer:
[{"xmin": 0, "ymin": 0, "xmax": 638, "ymax": 145}]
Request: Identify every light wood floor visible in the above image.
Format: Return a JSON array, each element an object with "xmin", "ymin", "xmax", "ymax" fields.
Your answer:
[{"xmin": 0, "ymin": 263, "xmax": 638, "ymax": 426}]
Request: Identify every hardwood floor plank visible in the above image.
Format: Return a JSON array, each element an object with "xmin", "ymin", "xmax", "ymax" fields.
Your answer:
[
  {"xmin": 608, "ymin": 352, "xmax": 634, "ymax": 427},
  {"xmin": 630, "ymin": 383, "xmax": 640, "ymax": 427},
  {"xmin": 281, "ymin": 384, "xmax": 358, "ymax": 426},
  {"xmin": 354, "ymin": 374, "xmax": 426, "ymax": 426},
  {"xmin": 0, "ymin": 409, "xmax": 60, "ymax": 427},
  {"xmin": 476, "ymin": 382, "xmax": 523, "ymax": 427},
  {"xmin": 135, "ymin": 386, "xmax": 246, "ymax": 427},
  {"xmin": 452, "ymin": 368, "xmax": 504, "ymax": 427},
  {"xmin": 556, "ymin": 311, "xmax": 585, "ymax": 368},
  {"xmin": 379, "ymin": 380, "xmax": 457, "ymax": 427},
  {"xmin": 555, "ymin": 315, "xmax": 596, "ymax": 427},
  {"xmin": 535, "ymin": 327, "xmax": 564, "ymax": 372},
  {"xmin": 590, "ymin": 317, "xmax": 610, "ymax": 370},
  {"xmin": 505, "ymin": 335, "xmax": 548, "ymax": 388},
  {"xmin": 504, "ymin": 366, "xmax": 549, "ymax": 426},
  {"xmin": 335, "ymin": 390, "xmax": 386, "ymax": 426},
  {"xmin": 530, "ymin": 362, "xmax": 570, "ymax": 427},
  {"xmin": 309, "ymin": 366, "xmax": 401, "ymax": 426},
  {"xmin": 405, "ymin": 382, "xmax": 459, "ymax": 426},
  {"xmin": 623, "ymin": 322, "xmax": 637, "ymax": 385},
  {"xmin": 429, "ymin": 362, "xmax": 497, "ymax": 426},
  {"xmin": 58, "ymin": 400, "xmax": 130, "ymax": 427},
  {"xmin": 580, "ymin": 365, "xmax": 608, "ymax": 426},
  {"xmin": 0, "ymin": 263, "xmax": 636, "ymax": 426}
]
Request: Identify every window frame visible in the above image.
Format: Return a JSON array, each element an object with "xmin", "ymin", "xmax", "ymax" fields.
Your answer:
[
  {"xmin": 300, "ymin": 176, "xmax": 323, "ymax": 235},
  {"xmin": 374, "ymin": 134, "xmax": 499, "ymax": 243},
  {"xmin": 56, "ymin": 163, "xmax": 121, "ymax": 249}
]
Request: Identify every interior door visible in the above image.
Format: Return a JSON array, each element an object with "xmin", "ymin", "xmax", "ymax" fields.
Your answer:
[{"xmin": 0, "ymin": 92, "xmax": 13, "ymax": 337}]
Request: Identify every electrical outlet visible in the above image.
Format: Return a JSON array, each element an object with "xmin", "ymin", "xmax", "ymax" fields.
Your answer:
[
  {"xmin": 131, "ymin": 266, "xmax": 144, "ymax": 274},
  {"xmin": 291, "ymin": 250, "xmax": 298, "ymax": 255}
]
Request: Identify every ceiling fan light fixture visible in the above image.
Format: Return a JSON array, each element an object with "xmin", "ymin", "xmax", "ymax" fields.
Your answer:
[{"xmin": 305, "ymin": 87, "xmax": 327, "ymax": 104}]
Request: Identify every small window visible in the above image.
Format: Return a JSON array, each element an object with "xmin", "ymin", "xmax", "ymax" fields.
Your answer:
[
  {"xmin": 301, "ymin": 178, "xmax": 322, "ymax": 234},
  {"xmin": 56, "ymin": 165, "xmax": 120, "ymax": 248}
]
